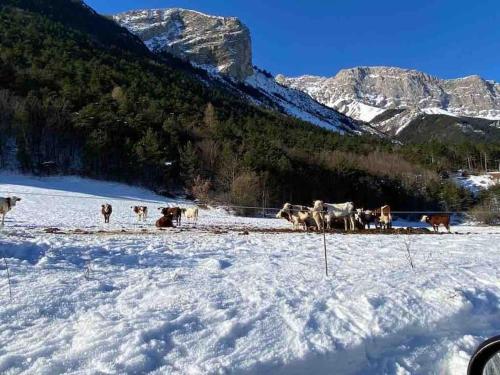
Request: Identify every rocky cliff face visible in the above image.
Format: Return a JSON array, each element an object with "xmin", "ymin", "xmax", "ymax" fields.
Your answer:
[
  {"xmin": 113, "ymin": 9, "xmax": 253, "ymax": 81},
  {"xmin": 277, "ymin": 67, "xmax": 500, "ymax": 130}
]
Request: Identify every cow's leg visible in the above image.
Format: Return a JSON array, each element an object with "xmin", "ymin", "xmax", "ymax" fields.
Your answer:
[
  {"xmin": 344, "ymin": 218, "xmax": 348, "ymax": 232},
  {"xmin": 314, "ymin": 214, "xmax": 322, "ymax": 232}
]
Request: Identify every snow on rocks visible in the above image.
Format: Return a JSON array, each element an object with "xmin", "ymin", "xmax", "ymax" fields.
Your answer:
[
  {"xmin": 453, "ymin": 173, "xmax": 497, "ymax": 195},
  {"xmin": 1, "ymin": 173, "xmax": 500, "ymax": 374}
]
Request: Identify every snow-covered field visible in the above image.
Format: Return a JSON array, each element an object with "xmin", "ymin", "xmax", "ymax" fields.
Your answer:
[{"xmin": 1, "ymin": 173, "xmax": 500, "ymax": 374}]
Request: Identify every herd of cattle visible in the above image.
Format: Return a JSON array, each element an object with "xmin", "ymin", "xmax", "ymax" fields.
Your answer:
[
  {"xmin": 0, "ymin": 196, "xmax": 199, "ymax": 228},
  {"xmin": 102, "ymin": 204, "xmax": 200, "ymax": 228},
  {"xmin": 275, "ymin": 200, "xmax": 452, "ymax": 233},
  {"xmin": 1, "ymin": 195, "xmax": 451, "ymax": 232}
]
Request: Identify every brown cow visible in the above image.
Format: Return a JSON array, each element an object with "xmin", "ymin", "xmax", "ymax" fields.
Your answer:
[
  {"xmin": 101, "ymin": 204, "xmax": 112, "ymax": 223},
  {"xmin": 131, "ymin": 206, "xmax": 148, "ymax": 222},
  {"xmin": 158, "ymin": 207, "xmax": 182, "ymax": 226},
  {"xmin": 156, "ymin": 214, "xmax": 174, "ymax": 228},
  {"xmin": 421, "ymin": 215, "xmax": 451, "ymax": 233}
]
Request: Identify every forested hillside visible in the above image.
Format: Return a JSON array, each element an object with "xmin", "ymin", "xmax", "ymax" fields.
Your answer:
[{"xmin": 0, "ymin": 0, "xmax": 493, "ymax": 211}]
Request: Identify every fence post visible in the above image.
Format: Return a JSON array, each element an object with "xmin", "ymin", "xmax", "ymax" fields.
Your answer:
[{"xmin": 323, "ymin": 225, "xmax": 328, "ymax": 277}]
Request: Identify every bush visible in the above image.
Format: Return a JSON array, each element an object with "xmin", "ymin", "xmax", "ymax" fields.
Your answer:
[
  {"xmin": 230, "ymin": 171, "xmax": 262, "ymax": 215},
  {"xmin": 190, "ymin": 175, "xmax": 212, "ymax": 202},
  {"xmin": 470, "ymin": 201, "xmax": 500, "ymax": 225},
  {"xmin": 471, "ymin": 187, "xmax": 500, "ymax": 224}
]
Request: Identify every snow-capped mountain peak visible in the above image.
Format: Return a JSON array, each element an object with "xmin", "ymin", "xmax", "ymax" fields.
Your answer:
[{"xmin": 277, "ymin": 66, "xmax": 500, "ymax": 135}]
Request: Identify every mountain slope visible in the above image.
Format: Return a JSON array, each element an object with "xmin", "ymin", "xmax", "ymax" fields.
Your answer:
[
  {"xmin": 277, "ymin": 67, "xmax": 500, "ymax": 139},
  {"xmin": 113, "ymin": 8, "xmax": 372, "ymax": 135},
  {"xmin": 6, "ymin": 0, "xmax": 150, "ymax": 56}
]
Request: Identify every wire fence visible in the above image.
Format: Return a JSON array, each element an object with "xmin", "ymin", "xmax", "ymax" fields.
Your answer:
[{"xmin": 1, "ymin": 189, "xmax": 498, "ymax": 216}]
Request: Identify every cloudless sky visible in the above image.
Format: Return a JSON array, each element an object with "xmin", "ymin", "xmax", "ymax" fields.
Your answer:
[{"xmin": 86, "ymin": 0, "xmax": 500, "ymax": 80}]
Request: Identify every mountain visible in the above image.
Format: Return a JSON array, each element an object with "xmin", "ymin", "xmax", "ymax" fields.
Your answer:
[
  {"xmin": 113, "ymin": 9, "xmax": 373, "ymax": 135},
  {"xmin": 113, "ymin": 8, "xmax": 253, "ymax": 82},
  {"xmin": 277, "ymin": 67, "xmax": 500, "ymax": 138}
]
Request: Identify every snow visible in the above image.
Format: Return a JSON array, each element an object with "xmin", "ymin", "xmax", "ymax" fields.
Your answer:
[
  {"xmin": 2, "ymin": 173, "xmax": 500, "ymax": 374},
  {"xmin": 421, "ymin": 107, "xmax": 459, "ymax": 117},
  {"xmin": 333, "ymin": 99, "xmax": 387, "ymax": 123},
  {"xmin": 454, "ymin": 174, "xmax": 497, "ymax": 195},
  {"xmin": 245, "ymin": 71, "xmax": 348, "ymax": 133}
]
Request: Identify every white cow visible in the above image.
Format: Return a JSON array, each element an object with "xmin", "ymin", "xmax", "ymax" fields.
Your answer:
[
  {"xmin": 311, "ymin": 200, "xmax": 325, "ymax": 231},
  {"xmin": 184, "ymin": 207, "xmax": 199, "ymax": 223},
  {"xmin": 0, "ymin": 196, "xmax": 21, "ymax": 226},
  {"xmin": 378, "ymin": 205, "xmax": 392, "ymax": 229},
  {"xmin": 323, "ymin": 202, "xmax": 355, "ymax": 231}
]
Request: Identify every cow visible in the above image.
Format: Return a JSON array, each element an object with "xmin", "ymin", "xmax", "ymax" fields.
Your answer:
[
  {"xmin": 276, "ymin": 203, "xmax": 307, "ymax": 230},
  {"xmin": 156, "ymin": 213, "xmax": 174, "ymax": 228},
  {"xmin": 375, "ymin": 205, "xmax": 392, "ymax": 230},
  {"xmin": 355, "ymin": 209, "xmax": 380, "ymax": 229},
  {"xmin": 323, "ymin": 202, "xmax": 355, "ymax": 231},
  {"xmin": 421, "ymin": 214, "xmax": 451, "ymax": 233},
  {"xmin": 276, "ymin": 206, "xmax": 293, "ymax": 223},
  {"xmin": 158, "ymin": 207, "xmax": 182, "ymax": 226},
  {"xmin": 183, "ymin": 207, "xmax": 199, "ymax": 224},
  {"xmin": 101, "ymin": 204, "xmax": 112, "ymax": 223},
  {"xmin": 311, "ymin": 200, "xmax": 325, "ymax": 231},
  {"xmin": 0, "ymin": 196, "xmax": 21, "ymax": 226},
  {"xmin": 131, "ymin": 206, "xmax": 148, "ymax": 222},
  {"xmin": 276, "ymin": 203, "xmax": 315, "ymax": 231}
]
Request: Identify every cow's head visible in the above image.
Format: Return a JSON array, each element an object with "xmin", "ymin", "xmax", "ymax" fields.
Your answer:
[
  {"xmin": 10, "ymin": 196, "xmax": 21, "ymax": 206},
  {"xmin": 276, "ymin": 209, "xmax": 291, "ymax": 222},
  {"xmin": 421, "ymin": 215, "xmax": 429, "ymax": 223},
  {"xmin": 313, "ymin": 200, "xmax": 324, "ymax": 210}
]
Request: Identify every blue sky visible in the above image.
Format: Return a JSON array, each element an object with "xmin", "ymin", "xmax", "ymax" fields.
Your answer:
[{"xmin": 86, "ymin": 0, "xmax": 500, "ymax": 80}]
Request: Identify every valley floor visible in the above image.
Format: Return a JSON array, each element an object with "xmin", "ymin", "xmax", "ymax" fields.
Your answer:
[{"xmin": 1, "ymin": 173, "xmax": 499, "ymax": 374}]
